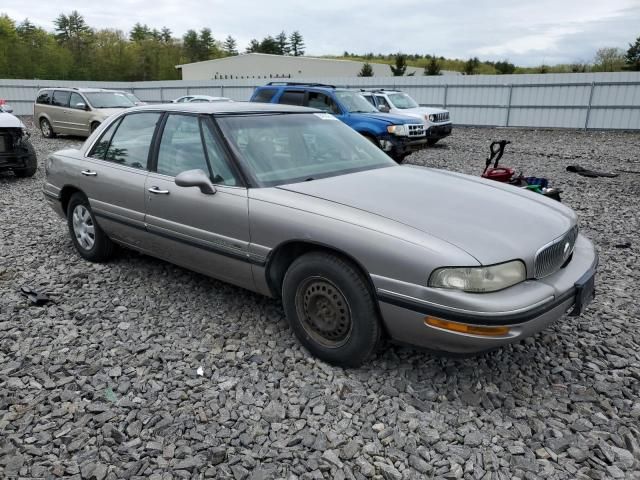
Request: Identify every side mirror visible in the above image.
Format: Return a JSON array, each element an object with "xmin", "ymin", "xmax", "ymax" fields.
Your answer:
[
  {"xmin": 378, "ymin": 105, "xmax": 390, "ymax": 113},
  {"xmin": 75, "ymin": 102, "xmax": 87, "ymax": 110},
  {"xmin": 175, "ymin": 169, "xmax": 216, "ymax": 195}
]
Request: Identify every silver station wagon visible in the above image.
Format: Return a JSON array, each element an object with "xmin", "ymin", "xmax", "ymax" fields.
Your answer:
[{"xmin": 44, "ymin": 102, "xmax": 598, "ymax": 367}]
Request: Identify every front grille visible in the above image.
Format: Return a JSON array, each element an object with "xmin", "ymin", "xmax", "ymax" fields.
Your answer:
[
  {"xmin": 432, "ymin": 112, "xmax": 450, "ymax": 123},
  {"xmin": 534, "ymin": 226, "xmax": 579, "ymax": 278},
  {"xmin": 407, "ymin": 124, "xmax": 425, "ymax": 137}
]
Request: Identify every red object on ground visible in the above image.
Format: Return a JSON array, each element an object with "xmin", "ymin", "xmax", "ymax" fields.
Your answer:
[{"xmin": 482, "ymin": 167, "xmax": 514, "ymax": 182}]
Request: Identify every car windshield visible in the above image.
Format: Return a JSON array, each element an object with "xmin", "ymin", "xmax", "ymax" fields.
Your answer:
[
  {"xmin": 125, "ymin": 93, "xmax": 142, "ymax": 103},
  {"xmin": 388, "ymin": 93, "xmax": 419, "ymax": 109},
  {"xmin": 84, "ymin": 92, "xmax": 135, "ymax": 109},
  {"xmin": 334, "ymin": 91, "xmax": 379, "ymax": 113},
  {"xmin": 217, "ymin": 113, "xmax": 396, "ymax": 187}
]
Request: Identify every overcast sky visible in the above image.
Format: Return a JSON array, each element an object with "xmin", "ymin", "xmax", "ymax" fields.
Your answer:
[{"xmin": 2, "ymin": 0, "xmax": 639, "ymax": 66}]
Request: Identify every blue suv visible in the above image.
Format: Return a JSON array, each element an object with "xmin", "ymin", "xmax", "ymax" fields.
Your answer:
[{"xmin": 250, "ymin": 82, "xmax": 428, "ymax": 162}]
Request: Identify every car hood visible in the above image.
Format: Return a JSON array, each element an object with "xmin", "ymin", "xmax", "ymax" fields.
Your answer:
[
  {"xmin": 0, "ymin": 112, "xmax": 24, "ymax": 128},
  {"xmin": 278, "ymin": 165, "xmax": 576, "ymax": 265},
  {"xmin": 394, "ymin": 106, "xmax": 448, "ymax": 117},
  {"xmin": 348, "ymin": 112, "xmax": 424, "ymax": 125},
  {"xmin": 93, "ymin": 107, "xmax": 129, "ymax": 118}
]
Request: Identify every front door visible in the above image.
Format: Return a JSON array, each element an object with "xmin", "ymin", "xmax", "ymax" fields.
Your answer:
[
  {"xmin": 80, "ymin": 112, "xmax": 162, "ymax": 249},
  {"xmin": 67, "ymin": 92, "xmax": 91, "ymax": 136},
  {"xmin": 50, "ymin": 90, "xmax": 72, "ymax": 134},
  {"xmin": 144, "ymin": 113, "xmax": 253, "ymax": 288}
]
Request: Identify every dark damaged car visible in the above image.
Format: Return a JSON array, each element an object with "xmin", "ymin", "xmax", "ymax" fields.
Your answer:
[{"xmin": 0, "ymin": 102, "xmax": 37, "ymax": 178}]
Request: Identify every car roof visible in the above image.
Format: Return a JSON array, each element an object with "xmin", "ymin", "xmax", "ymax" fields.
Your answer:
[
  {"xmin": 131, "ymin": 101, "xmax": 318, "ymax": 115},
  {"xmin": 37, "ymin": 87, "xmax": 119, "ymax": 93}
]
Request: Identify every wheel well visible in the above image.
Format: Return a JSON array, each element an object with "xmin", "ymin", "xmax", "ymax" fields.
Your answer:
[
  {"xmin": 59, "ymin": 186, "xmax": 83, "ymax": 217},
  {"xmin": 266, "ymin": 241, "xmax": 377, "ymax": 300}
]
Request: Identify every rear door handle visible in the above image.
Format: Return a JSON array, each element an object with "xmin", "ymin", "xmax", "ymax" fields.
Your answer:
[
  {"xmin": 148, "ymin": 186, "xmax": 170, "ymax": 194},
  {"xmin": 81, "ymin": 170, "xmax": 97, "ymax": 176}
]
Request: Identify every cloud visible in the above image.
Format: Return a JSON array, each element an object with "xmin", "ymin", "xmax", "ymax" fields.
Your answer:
[{"xmin": 1, "ymin": 0, "xmax": 638, "ymax": 66}]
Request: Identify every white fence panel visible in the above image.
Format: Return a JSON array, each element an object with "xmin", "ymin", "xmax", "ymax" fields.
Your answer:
[{"xmin": 1, "ymin": 72, "xmax": 639, "ymax": 129}]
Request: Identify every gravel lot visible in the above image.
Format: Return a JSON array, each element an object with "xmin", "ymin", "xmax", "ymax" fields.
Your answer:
[{"xmin": 1, "ymin": 119, "xmax": 639, "ymax": 479}]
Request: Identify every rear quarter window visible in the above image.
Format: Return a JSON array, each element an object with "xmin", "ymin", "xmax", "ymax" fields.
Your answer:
[
  {"xmin": 51, "ymin": 91, "xmax": 71, "ymax": 108},
  {"xmin": 278, "ymin": 90, "xmax": 305, "ymax": 106},
  {"xmin": 36, "ymin": 90, "xmax": 52, "ymax": 105},
  {"xmin": 253, "ymin": 88, "xmax": 278, "ymax": 103}
]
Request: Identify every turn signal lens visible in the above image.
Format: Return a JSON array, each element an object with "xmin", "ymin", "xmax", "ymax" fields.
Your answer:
[{"xmin": 425, "ymin": 316, "xmax": 510, "ymax": 336}]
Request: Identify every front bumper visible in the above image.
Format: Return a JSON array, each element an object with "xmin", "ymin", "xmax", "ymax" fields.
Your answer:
[
  {"xmin": 375, "ymin": 234, "xmax": 598, "ymax": 354},
  {"xmin": 426, "ymin": 123, "xmax": 452, "ymax": 140},
  {"xmin": 387, "ymin": 135, "xmax": 429, "ymax": 155}
]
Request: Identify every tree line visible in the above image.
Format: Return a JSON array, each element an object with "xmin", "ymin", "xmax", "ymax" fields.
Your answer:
[
  {"xmin": 0, "ymin": 11, "xmax": 305, "ymax": 81},
  {"xmin": 352, "ymin": 38, "xmax": 640, "ymax": 77}
]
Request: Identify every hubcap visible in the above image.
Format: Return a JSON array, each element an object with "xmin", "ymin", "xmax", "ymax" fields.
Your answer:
[
  {"xmin": 41, "ymin": 121, "xmax": 51, "ymax": 136},
  {"xmin": 72, "ymin": 205, "xmax": 96, "ymax": 250},
  {"xmin": 295, "ymin": 277, "xmax": 352, "ymax": 348}
]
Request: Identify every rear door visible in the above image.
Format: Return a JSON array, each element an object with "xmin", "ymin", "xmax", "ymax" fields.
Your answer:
[
  {"xmin": 50, "ymin": 90, "xmax": 72, "ymax": 134},
  {"xmin": 80, "ymin": 112, "xmax": 162, "ymax": 249},
  {"xmin": 144, "ymin": 113, "xmax": 253, "ymax": 288}
]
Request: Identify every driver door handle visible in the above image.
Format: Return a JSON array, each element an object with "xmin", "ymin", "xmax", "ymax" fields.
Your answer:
[
  {"xmin": 81, "ymin": 170, "xmax": 97, "ymax": 176},
  {"xmin": 148, "ymin": 186, "xmax": 170, "ymax": 195}
]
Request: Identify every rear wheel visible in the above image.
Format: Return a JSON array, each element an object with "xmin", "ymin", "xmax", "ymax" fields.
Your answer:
[
  {"xmin": 67, "ymin": 193, "xmax": 114, "ymax": 262},
  {"xmin": 282, "ymin": 251, "xmax": 381, "ymax": 367},
  {"xmin": 13, "ymin": 140, "xmax": 37, "ymax": 178},
  {"xmin": 40, "ymin": 118, "xmax": 56, "ymax": 138}
]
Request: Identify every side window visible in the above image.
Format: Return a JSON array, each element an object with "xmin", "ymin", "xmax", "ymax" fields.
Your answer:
[
  {"xmin": 362, "ymin": 94, "xmax": 376, "ymax": 106},
  {"xmin": 189, "ymin": 98, "xmax": 209, "ymax": 103},
  {"xmin": 307, "ymin": 92, "xmax": 340, "ymax": 114},
  {"xmin": 36, "ymin": 90, "xmax": 52, "ymax": 105},
  {"xmin": 253, "ymin": 88, "xmax": 277, "ymax": 103},
  {"xmin": 89, "ymin": 119, "xmax": 121, "ymax": 160},
  {"xmin": 51, "ymin": 90, "xmax": 71, "ymax": 108},
  {"xmin": 201, "ymin": 121, "xmax": 238, "ymax": 186},
  {"xmin": 279, "ymin": 90, "xmax": 305, "ymax": 106},
  {"xmin": 104, "ymin": 113, "xmax": 161, "ymax": 169},
  {"xmin": 375, "ymin": 96, "xmax": 390, "ymax": 109},
  {"xmin": 156, "ymin": 115, "xmax": 209, "ymax": 177},
  {"xmin": 69, "ymin": 93, "xmax": 86, "ymax": 110},
  {"xmin": 176, "ymin": 96, "xmax": 192, "ymax": 103}
]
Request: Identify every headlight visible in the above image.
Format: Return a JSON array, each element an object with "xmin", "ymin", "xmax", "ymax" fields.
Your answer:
[
  {"xmin": 428, "ymin": 260, "xmax": 526, "ymax": 293},
  {"xmin": 387, "ymin": 125, "xmax": 408, "ymax": 136},
  {"xmin": 428, "ymin": 114, "xmax": 435, "ymax": 122}
]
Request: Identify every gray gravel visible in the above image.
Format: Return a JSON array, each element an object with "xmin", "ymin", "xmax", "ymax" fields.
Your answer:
[{"xmin": 1, "ymin": 119, "xmax": 640, "ymax": 479}]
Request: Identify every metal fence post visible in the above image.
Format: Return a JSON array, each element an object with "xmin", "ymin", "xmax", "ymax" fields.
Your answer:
[
  {"xmin": 443, "ymin": 84, "xmax": 448, "ymax": 109},
  {"xmin": 221, "ymin": 85, "xmax": 225, "ymax": 97},
  {"xmin": 186, "ymin": 86, "xmax": 190, "ymax": 95},
  {"xmin": 584, "ymin": 82, "xmax": 595, "ymax": 131},
  {"xmin": 505, "ymin": 84, "xmax": 513, "ymax": 127},
  {"xmin": 160, "ymin": 87, "xmax": 164, "ymax": 103}
]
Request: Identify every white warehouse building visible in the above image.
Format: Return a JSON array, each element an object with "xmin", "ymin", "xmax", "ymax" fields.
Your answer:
[{"xmin": 176, "ymin": 53, "xmax": 457, "ymax": 80}]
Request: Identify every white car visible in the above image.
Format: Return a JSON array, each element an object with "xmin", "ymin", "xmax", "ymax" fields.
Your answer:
[
  {"xmin": 361, "ymin": 89, "xmax": 452, "ymax": 145},
  {"xmin": 172, "ymin": 95, "xmax": 233, "ymax": 104}
]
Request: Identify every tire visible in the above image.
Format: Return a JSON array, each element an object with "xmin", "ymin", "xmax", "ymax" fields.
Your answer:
[
  {"xmin": 90, "ymin": 122, "xmax": 100, "ymax": 133},
  {"xmin": 66, "ymin": 193, "xmax": 114, "ymax": 262},
  {"xmin": 282, "ymin": 251, "xmax": 381, "ymax": 367},
  {"xmin": 13, "ymin": 140, "xmax": 37, "ymax": 178},
  {"xmin": 40, "ymin": 118, "xmax": 56, "ymax": 138},
  {"xmin": 427, "ymin": 138, "xmax": 439, "ymax": 146},
  {"xmin": 391, "ymin": 152, "xmax": 407, "ymax": 164}
]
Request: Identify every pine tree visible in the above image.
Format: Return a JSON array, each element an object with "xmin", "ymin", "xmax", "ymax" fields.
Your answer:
[
  {"xmin": 463, "ymin": 57, "xmax": 480, "ymax": 75},
  {"xmin": 358, "ymin": 62, "xmax": 374, "ymax": 77},
  {"xmin": 223, "ymin": 35, "xmax": 237, "ymax": 55},
  {"xmin": 624, "ymin": 37, "xmax": 640, "ymax": 71},
  {"xmin": 289, "ymin": 31, "xmax": 305, "ymax": 56},
  {"xmin": 129, "ymin": 23, "xmax": 150, "ymax": 42},
  {"xmin": 160, "ymin": 27, "xmax": 172, "ymax": 43},
  {"xmin": 246, "ymin": 39, "xmax": 260, "ymax": 53},
  {"xmin": 389, "ymin": 53, "xmax": 407, "ymax": 76},
  {"xmin": 276, "ymin": 31, "xmax": 290, "ymax": 55},
  {"xmin": 424, "ymin": 56, "xmax": 440, "ymax": 75}
]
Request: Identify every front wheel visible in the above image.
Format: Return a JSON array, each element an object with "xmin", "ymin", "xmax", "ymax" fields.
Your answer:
[
  {"xmin": 67, "ymin": 193, "xmax": 114, "ymax": 262},
  {"xmin": 427, "ymin": 138, "xmax": 439, "ymax": 146},
  {"xmin": 282, "ymin": 252, "xmax": 381, "ymax": 367},
  {"xmin": 13, "ymin": 140, "xmax": 37, "ymax": 178},
  {"xmin": 90, "ymin": 122, "xmax": 100, "ymax": 133}
]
